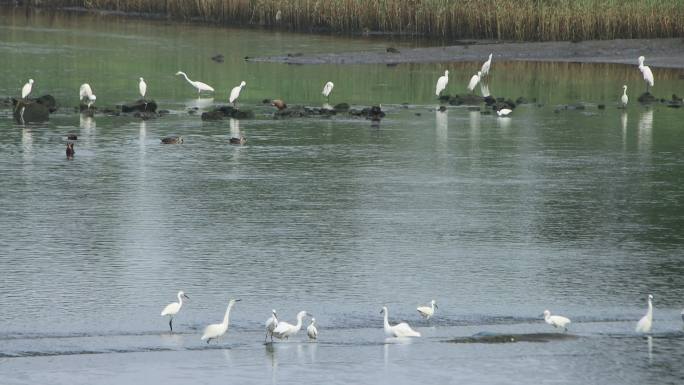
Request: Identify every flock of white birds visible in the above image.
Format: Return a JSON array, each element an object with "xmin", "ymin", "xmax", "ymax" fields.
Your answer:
[{"xmin": 159, "ymin": 292, "xmax": 674, "ymax": 345}]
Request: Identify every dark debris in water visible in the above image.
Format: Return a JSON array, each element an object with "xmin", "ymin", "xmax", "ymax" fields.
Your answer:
[{"xmin": 446, "ymin": 332, "xmax": 579, "ymax": 344}]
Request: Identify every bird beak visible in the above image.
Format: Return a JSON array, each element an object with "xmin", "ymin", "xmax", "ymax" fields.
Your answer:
[
  {"xmin": 184, "ymin": 294, "xmax": 190, "ymax": 299},
  {"xmin": 235, "ymin": 299, "xmax": 242, "ymax": 302},
  {"xmin": 435, "ymin": 304, "xmax": 438, "ymax": 309}
]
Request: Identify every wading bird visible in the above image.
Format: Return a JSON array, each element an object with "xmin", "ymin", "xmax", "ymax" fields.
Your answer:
[
  {"xmin": 467, "ymin": 71, "xmax": 481, "ymax": 94},
  {"xmin": 201, "ymin": 299, "xmax": 240, "ymax": 343},
  {"xmin": 175, "ymin": 71, "xmax": 215, "ymax": 95},
  {"xmin": 322, "ymin": 81, "xmax": 334, "ymax": 102},
  {"xmin": 496, "ymin": 108, "xmax": 512, "ymax": 117},
  {"xmin": 480, "ymin": 53, "xmax": 493, "ymax": 77},
  {"xmin": 638, "ymin": 56, "xmax": 654, "ymax": 93},
  {"xmin": 272, "ymin": 310, "xmax": 310, "ymax": 340},
  {"xmin": 621, "ymin": 85, "xmax": 629, "ymax": 107},
  {"xmin": 160, "ymin": 291, "xmax": 189, "ymax": 332},
  {"xmin": 79, "ymin": 83, "xmax": 96, "ymax": 108},
  {"xmin": 542, "ymin": 310, "xmax": 571, "ymax": 332},
  {"xmin": 635, "ymin": 294, "xmax": 653, "ymax": 333},
  {"xmin": 229, "ymin": 81, "xmax": 246, "ymax": 107},
  {"xmin": 139, "ymin": 77, "xmax": 147, "ymax": 99},
  {"xmin": 435, "ymin": 70, "xmax": 449, "ymax": 97},
  {"xmin": 21, "ymin": 79, "xmax": 34, "ymax": 99},
  {"xmin": 265, "ymin": 309, "xmax": 278, "ymax": 342},
  {"xmin": 381, "ymin": 306, "xmax": 420, "ymax": 338},
  {"xmin": 307, "ymin": 318, "xmax": 318, "ymax": 340},
  {"xmin": 417, "ymin": 300, "xmax": 438, "ymax": 320}
]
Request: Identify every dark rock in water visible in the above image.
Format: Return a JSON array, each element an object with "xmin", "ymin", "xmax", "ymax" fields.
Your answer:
[
  {"xmin": 229, "ymin": 136, "xmax": 246, "ymax": 145},
  {"xmin": 350, "ymin": 105, "xmax": 385, "ymax": 121},
  {"xmin": 666, "ymin": 101, "xmax": 682, "ymax": 108},
  {"xmin": 67, "ymin": 134, "xmax": 78, "ymax": 140},
  {"xmin": 568, "ymin": 103, "xmax": 586, "ymax": 110},
  {"xmin": 438, "ymin": 105, "xmax": 447, "ymax": 112},
  {"xmin": 232, "ymin": 109, "xmax": 255, "ymax": 119},
  {"xmin": 598, "ymin": 104, "xmax": 606, "ymax": 110},
  {"xmin": 515, "ymin": 96, "xmax": 529, "ymax": 105},
  {"xmin": 101, "ymin": 107, "xmax": 120, "ymax": 116},
  {"xmin": 483, "ymin": 96, "xmax": 496, "ymax": 106},
  {"xmin": 448, "ymin": 94, "xmax": 483, "ymax": 106},
  {"xmin": 158, "ymin": 110, "xmax": 170, "ymax": 115},
  {"xmin": 438, "ymin": 95, "xmax": 451, "ymax": 103},
  {"xmin": 262, "ymin": 99, "xmax": 272, "ymax": 104},
  {"xmin": 66, "ymin": 142, "xmax": 74, "ymax": 159},
  {"xmin": 287, "ymin": 52, "xmax": 303, "ymax": 57},
  {"xmin": 188, "ymin": 109, "xmax": 197, "ymax": 115},
  {"xmin": 446, "ymin": 332, "xmax": 579, "ymax": 344},
  {"xmin": 133, "ymin": 111, "xmax": 159, "ymax": 120},
  {"xmin": 637, "ymin": 92, "xmax": 657, "ymax": 104},
  {"xmin": 13, "ymin": 99, "xmax": 50, "ymax": 124},
  {"xmin": 274, "ymin": 106, "xmax": 309, "ymax": 118},
  {"xmin": 79, "ymin": 103, "xmax": 96, "ymax": 112},
  {"xmin": 467, "ymin": 106, "xmax": 480, "ymax": 112},
  {"xmin": 201, "ymin": 110, "xmax": 225, "ymax": 120},
  {"xmin": 415, "ymin": 112, "xmax": 422, "ymax": 116},
  {"xmin": 672, "ymin": 94, "xmax": 683, "ymax": 102},
  {"xmin": 201, "ymin": 105, "xmax": 254, "ymax": 120},
  {"xmin": 492, "ymin": 101, "xmax": 514, "ymax": 112},
  {"xmin": 211, "ymin": 54, "xmax": 224, "ymax": 63},
  {"xmin": 161, "ymin": 136, "xmax": 183, "ymax": 144},
  {"xmin": 386, "ymin": 47, "xmax": 400, "ymax": 54},
  {"xmin": 32, "ymin": 95, "xmax": 58, "ymax": 113},
  {"xmin": 121, "ymin": 99, "xmax": 157, "ymax": 113},
  {"xmin": 334, "ymin": 103, "xmax": 350, "ymax": 112},
  {"xmin": 1, "ymin": 97, "xmax": 13, "ymax": 108}
]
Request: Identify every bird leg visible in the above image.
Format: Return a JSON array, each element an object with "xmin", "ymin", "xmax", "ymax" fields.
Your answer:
[{"xmin": 169, "ymin": 318, "xmax": 173, "ymax": 332}]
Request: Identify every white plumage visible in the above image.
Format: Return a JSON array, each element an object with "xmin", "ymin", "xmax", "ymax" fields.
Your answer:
[
  {"xmin": 160, "ymin": 291, "xmax": 189, "ymax": 332},
  {"xmin": 638, "ymin": 56, "xmax": 654, "ymax": 92},
  {"xmin": 265, "ymin": 309, "xmax": 278, "ymax": 342},
  {"xmin": 229, "ymin": 81, "xmax": 246, "ymax": 105},
  {"xmin": 416, "ymin": 300, "xmax": 438, "ymax": 320},
  {"xmin": 322, "ymin": 81, "xmax": 334, "ymax": 101},
  {"xmin": 467, "ymin": 71, "xmax": 481, "ymax": 93},
  {"xmin": 621, "ymin": 85, "xmax": 629, "ymax": 107},
  {"xmin": 201, "ymin": 299, "xmax": 240, "ymax": 343},
  {"xmin": 480, "ymin": 53, "xmax": 493, "ymax": 76},
  {"xmin": 635, "ymin": 294, "xmax": 653, "ymax": 333},
  {"xmin": 307, "ymin": 318, "xmax": 318, "ymax": 340},
  {"xmin": 139, "ymin": 77, "xmax": 147, "ymax": 98},
  {"xmin": 79, "ymin": 83, "xmax": 97, "ymax": 107},
  {"xmin": 496, "ymin": 108, "xmax": 512, "ymax": 117},
  {"xmin": 21, "ymin": 79, "xmax": 34, "ymax": 99},
  {"xmin": 435, "ymin": 70, "xmax": 449, "ymax": 96},
  {"xmin": 272, "ymin": 310, "xmax": 309, "ymax": 340},
  {"xmin": 176, "ymin": 71, "xmax": 215, "ymax": 94},
  {"xmin": 381, "ymin": 306, "xmax": 420, "ymax": 338},
  {"xmin": 543, "ymin": 310, "xmax": 571, "ymax": 332}
]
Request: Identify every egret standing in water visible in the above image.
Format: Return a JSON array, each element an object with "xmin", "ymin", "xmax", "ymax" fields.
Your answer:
[
  {"xmin": 638, "ymin": 56, "xmax": 654, "ymax": 93},
  {"xmin": 322, "ymin": 81, "xmax": 334, "ymax": 102},
  {"xmin": 201, "ymin": 299, "xmax": 240, "ymax": 343},
  {"xmin": 229, "ymin": 81, "xmax": 246, "ymax": 107},
  {"xmin": 542, "ymin": 310, "xmax": 571, "ymax": 332},
  {"xmin": 621, "ymin": 85, "xmax": 629, "ymax": 108},
  {"xmin": 21, "ymin": 79, "xmax": 34, "ymax": 99},
  {"xmin": 417, "ymin": 300, "xmax": 438, "ymax": 320},
  {"xmin": 381, "ymin": 306, "xmax": 420, "ymax": 338},
  {"xmin": 480, "ymin": 53, "xmax": 493, "ymax": 77},
  {"xmin": 307, "ymin": 318, "xmax": 318, "ymax": 341},
  {"xmin": 265, "ymin": 309, "xmax": 278, "ymax": 342},
  {"xmin": 139, "ymin": 77, "xmax": 147, "ymax": 99},
  {"xmin": 635, "ymin": 294, "xmax": 653, "ymax": 333},
  {"xmin": 272, "ymin": 310, "xmax": 310, "ymax": 340},
  {"xmin": 467, "ymin": 71, "xmax": 481, "ymax": 94},
  {"xmin": 160, "ymin": 291, "xmax": 189, "ymax": 332},
  {"xmin": 175, "ymin": 71, "xmax": 215, "ymax": 95},
  {"xmin": 435, "ymin": 70, "xmax": 449, "ymax": 97},
  {"xmin": 79, "ymin": 83, "xmax": 96, "ymax": 108}
]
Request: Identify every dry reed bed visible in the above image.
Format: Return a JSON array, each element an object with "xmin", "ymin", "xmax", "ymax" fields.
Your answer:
[{"xmin": 27, "ymin": 0, "xmax": 684, "ymax": 41}]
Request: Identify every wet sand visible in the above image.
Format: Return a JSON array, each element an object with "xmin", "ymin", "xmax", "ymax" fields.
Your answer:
[{"xmin": 249, "ymin": 38, "xmax": 684, "ymax": 69}]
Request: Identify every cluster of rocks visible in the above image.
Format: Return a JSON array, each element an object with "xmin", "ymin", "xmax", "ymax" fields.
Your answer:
[{"xmin": 201, "ymin": 105, "xmax": 255, "ymax": 121}]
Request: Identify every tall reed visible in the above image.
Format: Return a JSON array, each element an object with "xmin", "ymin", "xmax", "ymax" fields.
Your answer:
[{"xmin": 25, "ymin": 0, "xmax": 684, "ymax": 41}]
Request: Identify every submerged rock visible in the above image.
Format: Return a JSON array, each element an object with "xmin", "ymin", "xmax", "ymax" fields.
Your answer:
[
  {"xmin": 32, "ymin": 95, "xmax": 58, "ymax": 113},
  {"xmin": 161, "ymin": 136, "xmax": 183, "ymax": 144},
  {"xmin": 12, "ymin": 99, "xmax": 50, "ymax": 124},
  {"xmin": 201, "ymin": 106, "xmax": 254, "ymax": 120},
  {"xmin": 637, "ymin": 92, "xmax": 657, "ymax": 104},
  {"xmin": 66, "ymin": 142, "xmax": 75, "ymax": 159},
  {"xmin": 333, "ymin": 103, "xmax": 350, "ymax": 112},
  {"xmin": 121, "ymin": 99, "xmax": 157, "ymax": 113},
  {"xmin": 446, "ymin": 332, "xmax": 579, "ymax": 344},
  {"xmin": 448, "ymin": 94, "xmax": 484, "ymax": 106},
  {"xmin": 229, "ymin": 136, "xmax": 246, "ymax": 145}
]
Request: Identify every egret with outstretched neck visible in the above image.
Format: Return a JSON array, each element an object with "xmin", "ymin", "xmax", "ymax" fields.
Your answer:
[
  {"xmin": 322, "ymin": 81, "xmax": 334, "ymax": 102},
  {"xmin": 160, "ymin": 291, "xmax": 189, "ymax": 332},
  {"xmin": 638, "ymin": 56, "xmax": 654, "ymax": 93},
  {"xmin": 543, "ymin": 310, "xmax": 571, "ymax": 332},
  {"xmin": 417, "ymin": 300, "xmax": 438, "ymax": 320},
  {"xmin": 635, "ymin": 294, "xmax": 653, "ymax": 333},
  {"xmin": 201, "ymin": 299, "xmax": 240, "ymax": 343},
  {"xmin": 381, "ymin": 306, "xmax": 420, "ymax": 338},
  {"xmin": 435, "ymin": 71, "xmax": 449, "ymax": 97},
  {"xmin": 481, "ymin": 53, "xmax": 493, "ymax": 77},
  {"xmin": 272, "ymin": 310, "xmax": 310, "ymax": 340},
  {"xmin": 21, "ymin": 79, "xmax": 34, "ymax": 99},
  {"xmin": 175, "ymin": 71, "xmax": 214, "ymax": 95},
  {"xmin": 229, "ymin": 81, "xmax": 246, "ymax": 107},
  {"xmin": 79, "ymin": 83, "xmax": 96, "ymax": 108},
  {"xmin": 265, "ymin": 309, "xmax": 278, "ymax": 342}
]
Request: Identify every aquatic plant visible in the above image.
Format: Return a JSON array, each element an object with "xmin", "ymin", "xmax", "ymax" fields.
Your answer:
[{"xmin": 24, "ymin": 0, "xmax": 684, "ymax": 41}]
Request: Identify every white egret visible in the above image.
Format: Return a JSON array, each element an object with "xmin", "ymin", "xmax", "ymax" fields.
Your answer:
[
  {"xmin": 201, "ymin": 299, "xmax": 240, "ymax": 343},
  {"xmin": 265, "ymin": 309, "xmax": 278, "ymax": 342},
  {"xmin": 21, "ymin": 79, "xmax": 34, "ymax": 99},
  {"xmin": 416, "ymin": 300, "xmax": 438, "ymax": 320},
  {"xmin": 175, "ymin": 71, "xmax": 215, "ymax": 95},
  {"xmin": 160, "ymin": 291, "xmax": 189, "ymax": 332},
  {"xmin": 621, "ymin": 85, "xmax": 629, "ymax": 108},
  {"xmin": 635, "ymin": 294, "xmax": 653, "ymax": 333},
  {"xmin": 542, "ymin": 310, "xmax": 571, "ymax": 332},
  {"xmin": 496, "ymin": 108, "xmax": 512, "ymax": 117},
  {"xmin": 229, "ymin": 81, "xmax": 246, "ymax": 107},
  {"xmin": 322, "ymin": 81, "xmax": 334, "ymax": 102},
  {"xmin": 467, "ymin": 71, "xmax": 481, "ymax": 93},
  {"xmin": 381, "ymin": 306, "xmax": 420, "ymax": 338},
  {"xmin": 435, "ymin": 70, "xmax": 449, "ymax": 96},
  {"xmin": 638, "ymin": 56, "xmax": 654, "ymax": 93},
  {"xmin": 272, "ymin": 310, "xmax": 310, "ymax": 340},
  {"xmin": 480, "ymin": 53, "xmax": 493, "ymax": 77},
  {"xmin": 307, "ymin": 318, "xmax": 318, "ymax": 340},
  {"xmin": 79, "ymin": 83, "xmax": 97, "ymax": 108},
  {"xmin": 139, "ymin": 77, "xmax": 147, "ymax": 99}
]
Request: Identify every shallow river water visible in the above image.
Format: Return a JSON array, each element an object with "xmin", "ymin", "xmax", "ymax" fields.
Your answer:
[{"xmin": 1, "ymin": 7, "xmax": 683, "ymax": 385}]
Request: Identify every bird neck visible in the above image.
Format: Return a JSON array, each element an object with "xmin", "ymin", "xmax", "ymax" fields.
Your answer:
[
  {"xmin": 383, "ymin": 310, "xmax": 390, "ymax": 329},
  {"xmin": 177, "ymin": 293, "xmax": 183, "ymax": 307},
  {"xmin": 431, "ymin": 302, "xmax": 435, "ymax": 311},
  {"xmin": 222, "ymin": 304, "xmax": 233, "ymax": 326},
  {"xmin": 647, "ymin": 299, "xmax": 653, "ymax": 318},
  {"xmin": 295, "ymin": 314, "xmax": 304, "ymax": 330},
  {"xmin": 181, "ymin": 73, "xmax": 192, "ymax": 83}
]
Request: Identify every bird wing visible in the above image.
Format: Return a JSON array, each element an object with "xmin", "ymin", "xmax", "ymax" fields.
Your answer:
[
  {"xmin": 393, "ymin": 322, "xmax": 420, "ymax": 337},
  {"xmin": 229, "ymin": 86, "xmax": 241, "ymax": 102},
  {"xmin": 79, "ymin": 84, "xmax": 92, "ymax": 99},
  {"xmin": 201, "ymin": 324, "xmax": 218, "ymax": 339},
  {"xmin": 21, "ymin": 83, "xmax": 32, "ymax": 98},
  {"xmin": 196, "ymin": 81, "xmax": 215, "ymax": 92},
  {"xmin": 642, "ymin": 67, "xmax": 654, "ymax": 86},
  {"xmin": 273, "ymin": 321, "xmax": 292, "ymax": 335},
  {"xmin": 416, "ymin": 306, "xmax": 431, "ymax": 316},
  {"xmin": 322, "ymin": 83, "xmax": 333, "ymax": 96},
  {"xmin": 467, "ymin": 75, "xmax": 479, "ymax": 91},
  {"xmin": 435, "ymin": 77, "xmax": 448, "ymax": 95},
  {"xmin": 139, "ymin": 81, "xmax": 147, "ymax": 97},
  {"xmin": 550, "ymin": 315, "xmax": 570, "ymax": 327},
  {"xmin": 161, "ymin": 302, "xmax": 179, "ymax": 316},
  {"xmin": 481, "ymin": 61, "xmax": 490, "ymax": 74}
]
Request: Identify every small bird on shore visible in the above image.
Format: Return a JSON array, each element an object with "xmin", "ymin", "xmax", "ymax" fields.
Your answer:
[
  {"xmin": 307, "ymin": 318, "xmax": 318, "ymax": 340},
  {"xmin": 161, "ymin": 291, "xmax": 189, "ymax": 332},
  {"xmin": 322, "ymin": 81, "xmax": 334, "ymax": 102},
  {"xmin": 176, "ymin": 71, "xmax": 215, "ymax": 95},
  {"xmin": 79, "ymin": 83, "xmax": 97, "ymax": 108},
  {"xmin": 417, "ymin": 300, "xmax": 438, "ymax": 320},
  {"xmin": 21, "ymin": 79, "xmax": 34, "ymax": 99},
  {"xmin": 621, "ymin": 85, "xmax": 628, "ymax": 108},
  {"xmin": 271, "ymin": 99, "xmax": 287, "ymax": 110},
  {"xmin": 265, "ymin": 309, "xmax": 278, "ymax": 342},
  {"xmin": 480, "ymin": 53, "xmax": 493, "ymax": 77},
  {"xmin": 201, "ymin": 299, "xmax": 240, "ymax": 344},
  {"xmin": 543, "ymin": 310, "xmax": 571, "ymax": 332},
  {"xmin": 635, "ymin": 294, "xmax": 653, "ymax": 333},
  {"xmin": 435, "ymin": 70, "xmax": 449, "ymax": 96},
  {"xmin": 229, "ymin": 81, "xmax": 246, "ymax": 107},
  {"xmin": 467, "ymin": 71, "xmax": 481, "ymax": 93},
  {"xmin": 638, "ymin": 56, "xmax": 654, "ymax": 93}
]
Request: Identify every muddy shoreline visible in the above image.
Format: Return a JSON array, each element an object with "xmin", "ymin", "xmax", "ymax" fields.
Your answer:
[{"xmin": 249, "ymin": 39, "xmax": 684, "ymax": 69}]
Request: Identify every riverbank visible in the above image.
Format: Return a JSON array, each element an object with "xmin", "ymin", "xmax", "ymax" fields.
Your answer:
[{"xmin": 249, "ymin": 38, "xmax": 684, "ymax": 69}]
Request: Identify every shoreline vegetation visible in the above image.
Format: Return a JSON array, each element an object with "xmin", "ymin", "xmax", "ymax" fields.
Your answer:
[{"xmin": 14, "ymin": 0, "xmax": 684, "ymax": 42}]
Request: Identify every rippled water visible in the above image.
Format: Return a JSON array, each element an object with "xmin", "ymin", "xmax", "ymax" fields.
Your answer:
[{"xmin": 1, "ymin": 7, "xmax": 684, "ymax": 385}]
